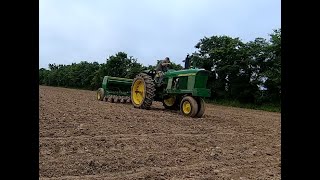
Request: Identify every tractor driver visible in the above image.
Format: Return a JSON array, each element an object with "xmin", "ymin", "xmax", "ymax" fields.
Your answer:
[{"xmin": 155, "ymin": 57, "xmax": 171, "ymax": 85}]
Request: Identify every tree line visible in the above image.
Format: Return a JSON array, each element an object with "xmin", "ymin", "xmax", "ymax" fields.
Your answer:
[
  {"xmin": 39, "ymin": 28, "xmax": 280, "ymax": 106},
  {"xmin": 39, "ymin": 52, "xmax": 183, "ymax": 90}
]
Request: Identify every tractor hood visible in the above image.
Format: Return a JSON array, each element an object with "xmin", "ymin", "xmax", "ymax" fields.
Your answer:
[{"xmin": 164, "ymin": 68, "xmax": 209, "ymax": 78}]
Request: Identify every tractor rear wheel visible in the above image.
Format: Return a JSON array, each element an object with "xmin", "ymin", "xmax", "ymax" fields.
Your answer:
[
  {"xmin": 163, "ymin": 95, "xmax": 179, "ymax": 110},
  {"xmin": 131, "ymin": 73, "xmax": 155, "ymax": 109},
  {"xmin": 195, "ymin": 97, "xmax": 206, "ymax": 118},
  {"xmin": 97, "ymin": 88, "xmax": 105, "ymax": 101},
  {"xmin": 180, "ymin": 96, "xmax": 199, "ymax": 117}
]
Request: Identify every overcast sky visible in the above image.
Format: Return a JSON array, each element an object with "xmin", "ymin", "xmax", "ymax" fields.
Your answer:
[{"xmin": 39, "ymin": 0, "xmax": 281, "ymax": 69}]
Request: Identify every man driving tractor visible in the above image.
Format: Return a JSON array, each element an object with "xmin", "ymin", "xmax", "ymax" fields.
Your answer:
[{"xmin": 155, "ymin": 57, "xmax": 171, "ymax": 85}]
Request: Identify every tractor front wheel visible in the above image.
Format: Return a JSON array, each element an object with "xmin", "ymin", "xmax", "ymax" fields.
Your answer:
[
  {"xmin": 163, "ymin": 95, "xmax": 179, "ymax": 110},
  {"xmin": 180, "ymin": 96, "xmax": 199, "ymax": 117},
  {"xmin": 195, "ymin": 97, "xmax": 206, "ymax": 118}
]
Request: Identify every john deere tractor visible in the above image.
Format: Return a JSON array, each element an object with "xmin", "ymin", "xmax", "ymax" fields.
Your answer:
[{"xmin": 97, "ymin": 68, "xmax": 211, "ymax": 118}]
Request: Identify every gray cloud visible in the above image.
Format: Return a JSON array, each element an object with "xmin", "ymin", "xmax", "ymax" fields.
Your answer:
[{"xmin": 40, "ymin": 0, "xmax": 281, "ymax": 68}]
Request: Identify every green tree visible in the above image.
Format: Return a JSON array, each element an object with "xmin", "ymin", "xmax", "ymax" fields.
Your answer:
[
  {"xmin": 262, "ymin": 29, "xmax": 281, "ymax": 103},
  {"xmin": 169, "ymin": 62, "xmax": 183, "ymax": 70},
  {"xmin": 126, "ymin": 57, "xmax": 144, "ymax": 79},
  {"xmin": 39, "ymin": 68, "xmax": 50, "ymax": 85},
  {"xmin": 104, "ymin": 52, "xmax": 131, "ymax": 78},
  {"xmin": 191, "ymin": 35, "xmax": 252, "ymax": 101},
  {"xmin": 91, "ymin": 52, "xmax": 144, "ymax": 89}
]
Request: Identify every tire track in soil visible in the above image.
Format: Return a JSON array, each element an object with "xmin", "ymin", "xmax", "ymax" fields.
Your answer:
[{"xmin": 40, "ymin": 86, "xmax": 281, "ymax": 179}]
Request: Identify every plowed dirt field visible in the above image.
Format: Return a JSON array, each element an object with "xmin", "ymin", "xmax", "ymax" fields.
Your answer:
[{"xmin": 39, "ymin": 86, "xmax": 281, "ymax": 179}]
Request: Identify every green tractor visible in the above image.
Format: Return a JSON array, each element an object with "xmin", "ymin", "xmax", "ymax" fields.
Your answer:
[{"xmin": 97, "ymin": 68, "xmax": 211, "ymax": 118}]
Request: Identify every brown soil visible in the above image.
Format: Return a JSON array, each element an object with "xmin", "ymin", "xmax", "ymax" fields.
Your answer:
[{"xmin": 39, "ymin": 86, "xmax": 281, "ymax": 180}]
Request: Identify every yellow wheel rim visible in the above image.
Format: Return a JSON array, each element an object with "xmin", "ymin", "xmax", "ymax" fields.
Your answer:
[
  {"xmin": 97, "ymin": 92, "xmax": 101, "ymax": 100},
  {"xmin": 182, "ymin": 101, "xmax": 191, "ymax": 114},
  {"xmin": 164, "ymin": 96, "xmax": 176, "ymax": 106},
  {"xmin": 132, "ymin": 79, "xmax": 145, "ymax": 105}
]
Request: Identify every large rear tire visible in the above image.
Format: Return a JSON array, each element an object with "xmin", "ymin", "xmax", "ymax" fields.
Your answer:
[
  {"xmin": 180, "ymin": 96, "xmax": 199, "ymax": 117},
  {"xmin": 131, "ymin": 73, "xmax": 156, "ymax": 109}
]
